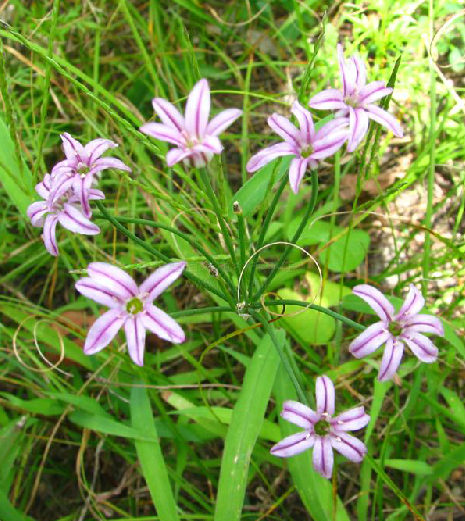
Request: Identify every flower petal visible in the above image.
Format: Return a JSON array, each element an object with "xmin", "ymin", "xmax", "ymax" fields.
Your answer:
[
  {"xmin": 246, "ymin": 142, "xmax": 295, "ymax": 173},
  {"xmin": 142, "ymin": 304, "xmax": 185, "ymax": 344},
  {"xmin": 400, "ymin": 333, "xmax": 438, "ymax": 363},
  {"xmin": 84, "ymin": 138, "xmax": 117, "ymax": 165},
  {"xmin": 337, "ymin": 44, "xmax": 349, "ymax": 97},
  {"xmin": 35, "ymin": 174, "xmax": 52, "ymax": 198},
  {"xmin": 89, "ymin": 157, "xmax": 132, "ymax": 175},
  {"xmin": 125, "ymin": 315, "xmax": 147, "ymax": 366},
  {"xmin": 359, "ymin": 81, "xmax": 392, "ymax": 105},
  {"xmin": 88, "ymin": 262, "xmax": 138, "ymax": 299},
  {"xmin": 139, "ymin": 261, "xmax": 186, "ymax": 302},
  {"xmin": 349, "ymin": 322, "xmax": 390, "ymax": 358},
  {"xmin": 347, "ymin": 107, "xmax": 369, "ymax": 152},
  {"xmin": 140, "ymin": 122, "xmax": 185, "ymax": 146},
  {"xmin": 308, "ymin": 88, "xmax": 346, "ymax": 110},
  {"xmin": 395, "ymin": 285, "xmax": 425, "ymax": 322},
  {"xmin": 58, "ymin": 204, "xmax": 100, "ymax": 235},
  {"xmin": 166, "ymin": 148, "xmax": 192, "ymax": 167},
  {"xmin": 353, "ymin": 55, "xmax": 367, "ymax": 92},
  {"xmin": 84, "ymin": 309, "xmax": 125, "ymax": 355},
  {"xmin": 28, "ymin": 201, "xmax": 48, "ymax": 227},
  {"xmin": 73, "ymin": 174, "xmax": 93, "ymax": 218},
  {"xmin": 311, "ymin": 128, "xmax": 349, "ymax": 160},
  {"xmin": 268, "ymin": 113, "xmax": 302, "ymax": 148},
  {"xmin": 291, "ymin": 101, "xmax": 314, "ymax": 142},
  {"xmin": 281, "ymin": 400, "xmax": 319, "ymax": 429},
  {"xmin": 330, "ymin": 406, "xmax": 370, "ymax": 431},
  {"xmin": 312, "ymin": 436, "xmax": 334, "ymax": 479},
  {"xmin": 313, "ymin": 117, "xmax": 349, "ymax": 141},
  {"xmin": 330, "ymin": 431, "xmax": 367, "ymax": 463},
  {"xmin": 75, "ymin": 277, "xmax": 124, "ymax": 308},
  {"xmin": 43, "ymin": 214, "xmax": 59, "ymax": 256},
  {"xmin": 196, "ymin": 135, "xmax": 223, "ymax": 154},
  {"xmin": 402, "ymin": 314, "xmax": 444, "ymax": 336},
  {"xmin": 288, "ymin": 157, "xmax": 309, "ymax": 194},
  {"xmin": 270, "ymin": 431, "xmax": 315, "ymax": 458},
  {"xmin": 152, "ymin": 98, "xmax": 185, "ymax": 132},
  {"xmin": 378, "ymin": 338, "xmax": 404, "ymax": 381},
  {"xmin": 353, "ymin": 284, "xmax": 395, "ymax": 322},
  {"xmin": 61, "ymin": 133, "xmax": 85, "ymax": 162},
  {"xmin": 316, "ymin": 375, "xmax": 335, "ymax": 415},
  {"xmin": 206, "ymin": 108, "xmax": 242, "ymax": 136},
  {"xmin": 185, "ymin": 78, "xmax": 210, "ymax": 139},
  {"xmin": 365, "ymin": 104, "xmax": 403, "ymax": 137}
]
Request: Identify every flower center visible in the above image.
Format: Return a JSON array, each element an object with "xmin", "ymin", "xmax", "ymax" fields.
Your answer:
[
  {"xmin": 300, "ymin": 144, "xmax": 314, "ymax": 159},
  {"xmin": 388, "ymin": 321, "xmax": 403, "ymax": 337},
  {"xmin": 77, "ymin": 162, "xmax": 90, "ymax": 177},
  {"xmin": 344, "ymin": 94, "xmax": 359, "ymax": 108},
  {"xmin": 182, "ymin": 131, "xmax": 200, "ymax": 149},
  {"xmin": 313, "ymin": 418, "xmax": 330, "ymax": 436},
  {"xmin": 126, "ymin": 297, "xmax": 143, "ymax": 315}
]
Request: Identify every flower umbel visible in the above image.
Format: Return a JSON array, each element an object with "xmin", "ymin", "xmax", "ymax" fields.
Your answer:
[
  {"xmin": 246, "ymin": 101, "xmax": 349, "ymax": 193},
  {"xmin": 349, "ymin": 284, "xmax": 444, "ymax": 381},
  {"xmin": 271, "ymin": 375, "xmax": 369, "ymax": 479},
  {"xmin": 308, "ymin": 44, "xmax": 403, "ymax": 152},
  {"xmin": 75, "ymin": 262, "xmax": 186, "ymax": 365},
  {"xmin": 140, "ymin": 78, "xmax": 242, "ymax": 168}
]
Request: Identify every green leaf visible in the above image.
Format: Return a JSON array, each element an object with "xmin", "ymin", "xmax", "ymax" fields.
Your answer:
[
  {"xmin": 0, "ymin": 115, "xmax": 34, "ymax": 216},
  {"xmin": 130, "ymin": 384, "xmax": 180, "ymax": 521},
  {"xmin": 214, "ymin": 330, "xmax": 281, "ymax": 521},
  {"xmin": 0, "ymin": 488, "xmax": 31, "ymax": 521}
]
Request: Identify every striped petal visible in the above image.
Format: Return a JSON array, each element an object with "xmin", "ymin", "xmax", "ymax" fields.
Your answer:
[
  {"xmin": 28, "ymin": 201, "xmax": 48, "ymax": 227},
  {"xmin": 89, "ymin": 157, "xmax": 132, "ymax": 175},
  {"xmin": 402, "ymin": 314, "xmax": 444, "ymax": 336},
  {"xmin": 185, "ymin": 78, "xmax": 210, "ymax": 139},
  {"xmin": 142, "ymin": 304, "xmax": 185, "ymax": 344},
  {"xmin": 268, "ymin": 113, "xmax": 302, "ymax": 147},
  {"xmin": 365, "ymin": 104, "xmax": 403, "ymax": 137},
  {"xmin": 73, "ymin": 174, "xmax": 93, "ymax": 218},
  {"xmin": 359, "ymin": 81, "xmax": 392, "ymax": 105},
  {"xmin": 140, "ymin": 122, "xmax": 185, "ymax": 146},
  {"xmin": 308, "ymin": 88, "xmax": 346, "ymax": 110},
  {"xmin": 316, "ymin": 375, "xmax": 335, "ymax": 416},
  {"xmin": 330, "ymin": 431, "xmax": 367, "ymax": 463},
  {"xmin": 395, "ymin": 285, "xmax": 425, "ymax": 322},
  {"xmin": 206, "ymin": 108, "xmax": 242, "ymax": 136},
  {"xmin": 288, "ymin": 157, "xmax": 309, "ymax": 194},
  {"xmin": 353, "ymin": 55, "xmax": 367, "ymax": 91},
  {"xmin": 246, "ymin": 142, "xmax": 295, "ymax": 173},
  {"xmin": 166, "ymin": 148, "xmax": 192, "ymax": 167},
  {"xmin": 401, "ymin": 333, "xmax": 438, "ymax": 363},
  {"xmin": 314, "ymin": 117, "xmax": 349, "ymax": 141},
  {"xmin": 311, "ymin": 128, "xmax": 349, "ymax": 160},
  {"xmin": 337, "ymin": 44, "xmax": 349, "ymax": 97},
  {"xmin": 195, "ymin": 135, "xmax": 222, "ymax": 154},
  {"xmin": 291, "ymin": 101, "xmax": 314, "ymax": 142},
  {"xmin": 330, "ymin": 406, "xmax": 370, "ymax": 431},
  {"xmin": 281, "ymin": 400, "xmax": 319, "ymax": 429},
  {"xmin": 88, "ymin": 262, "xmax": 138, "ymax": 299},
  {"xmin": 58, "ymin": 204, "xmax": 100, "ymax": 235},
  {"xmin": 347, "ymin": 107, "xmax": 369, "ymax": 152},
  {"xmin": 139, "ymin": 261, "xmax": 186, "ymax": 302},
  {"xmin": 349, "ymin": 322, "xmax": 390, "ymax": 358},
  {"xmin": 271, "ymin": 431, "xmax": 315, "ymax": 458},
  {"xmin": 312, "ymin": 436, "xmax": 334, "ymax": 479},
  {"xmin": 353, "ymin": 284, "xmax": 394, "ymax": 322},
  {"xmin": 152, "ymin": 98, "xmax": 185, "ymax": 132},
  {"xmin": 84, "ymin": 138, "xmax": 117, "ymax": 165},
  {"xmin": 125, "ymin": 315, "xmax": 147, "ymax": 366},
  {"xmin": 84, "ymin": 309, "xmax": 125, "ymax": 355},
  {"xmin": 75, "ymin": 277, "xmax": 124, "ymax": 308},
  {"xmin": 43, "ymin": 214, "xmax": 59, "ymax": 256},
  {"xmin": 35, "ymin": 174, "xmax": 52, "ymax": 198},
  {"xmin": 378, "ymin": 338, "xmax": 404, "ymax": 381},
  {"xmin": 61, "ymin": 133, "xmax": 85, "ymax": 162}
]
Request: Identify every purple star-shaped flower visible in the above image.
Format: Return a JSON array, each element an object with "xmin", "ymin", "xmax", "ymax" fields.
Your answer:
[
  {"xmin": 140, "ymin": 78, "xmax": 242, "ymax": 168},
  {"xmin": 308, "ymin": 44, "xmax": 403, "ymax": 152},
  {"xmin": 27, "ymin": 173, "xmax": 101, "ymax": 256},
  {"xmin": 75, "ymin": 261, "xmax": 186, "ymax": 366},
  {"xmin": 51, "ymin": 133, "xmax": 131, "ymax": 217},
  {"xmin": 246, "ymin": 101, "xmax": 349, "ymax": 193},
  {"xmin": 349, "ymin": 284, "xmax": 444, "ymax": 381},
  {"xmin": 271, "ymin": 375, "xmax": 369, "ymax": 479}
]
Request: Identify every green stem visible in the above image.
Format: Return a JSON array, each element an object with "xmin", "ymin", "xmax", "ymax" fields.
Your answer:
[
  {"xmin": 246, "ymin": 175, "xmax": 288, "ymax": 300},
  {"xmin": 250, "ymin": 310, "xmax": 307, "ymax": 404},
  {"xmin": 95, "ymin": 201, "xmax": 231, "ymax": 304},
  {"xmin": 235, "ymin": 206, "xmax": 247, "ymax": 270},
  {"xmin": 251, "ymin": 169, "xmax": 318, "ymax": 303},
  {"xmin": 198, "ymin": 167, "xmax": 238, "ymax": 275},
  {"xmin": 171, "ymin": 306, "xmax": 233, "ymax": 318},
  {"xmin": 93, "ymin": 213, "xmax": 236, "ymax": 298}
]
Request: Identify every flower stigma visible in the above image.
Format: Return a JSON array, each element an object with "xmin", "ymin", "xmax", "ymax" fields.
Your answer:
[
  {"xmin": 313, "ymin": 419, "xmax": 330, "ymax": 436},
  {"xmin": 388, "ymin": 321, "xmax": 403, "ymax": 337},
  {"xmin": 126, "ymin": 297, "xmax": 143, "ymax": 315}
]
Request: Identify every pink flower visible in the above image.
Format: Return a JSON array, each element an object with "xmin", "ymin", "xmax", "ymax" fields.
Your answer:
[
  {"xmin": 51, "ymin": 133, "xmax": 131, "ymax": 217},
  {"xmin": 309, "ymin": 44, "xmax": 403, "ymax": 152},
  {"xmin": 349, "ymin": 284, "xmax": 444, "ymax": 381},
  {"xmin": 271, "ymin": 375, "xmax": 369, "ymax": 479},
  {"xmin": 27, "ymin": 173, "xmax": 101, "ymax": 256},
  {"xmin": 140, "ymin": 78, "xmax": 242, "ymax": 168},
  {"xmin": 75, "ymin": 262, "xmax": 186, "ymax": 366},
  {"xmin": 246, "ymin": 101, "xmax": 349, "ymax": 193}
]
